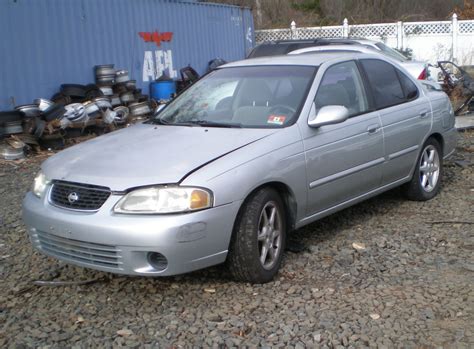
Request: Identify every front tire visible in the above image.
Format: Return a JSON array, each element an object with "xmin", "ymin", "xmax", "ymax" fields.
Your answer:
[
  {"xmin": 403, "ymin": 138, "xmax": 443, "ymax": 201},
  {"xmin": 227, "ymin": 188, "xmax": 286, "ymax": 283}
]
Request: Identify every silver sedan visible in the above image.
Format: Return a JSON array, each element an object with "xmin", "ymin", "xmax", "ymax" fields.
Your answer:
[{"xmin": 22, "ymin": 53, "xmax": 457, "ymax": 283}]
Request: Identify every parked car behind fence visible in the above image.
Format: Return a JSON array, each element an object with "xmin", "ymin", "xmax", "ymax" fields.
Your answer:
[{"xmin": 249, "ymin": 38, "xmax": 430, "ymax": 81}]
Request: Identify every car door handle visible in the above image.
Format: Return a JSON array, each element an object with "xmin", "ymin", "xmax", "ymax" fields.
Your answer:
[
  {"xmin": 420, "ymin": 110, "xmax": 429, "ymax": 118},
  {"xmin": 367, "ymin": 124, "xmax": 379, "ymax": 134}
]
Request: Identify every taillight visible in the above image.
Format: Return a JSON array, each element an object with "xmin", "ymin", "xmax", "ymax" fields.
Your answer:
[{"xmin": 417, "ymin": 68, "xmax": 427, "ymax": 80}]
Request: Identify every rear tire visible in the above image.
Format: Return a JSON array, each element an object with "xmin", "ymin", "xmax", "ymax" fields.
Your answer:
[
  {"xmin": 403, "ymin": 138, "xmax": 443, "ymax": 201},
  {"xmin": 227, "ymin": 188, "xmax": 286, "ymax": 283}
]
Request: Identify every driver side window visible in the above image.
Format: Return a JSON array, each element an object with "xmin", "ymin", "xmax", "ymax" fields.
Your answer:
[{"xmin": 315, "ymin": 61, "xmax": 369, "ymax": 117}]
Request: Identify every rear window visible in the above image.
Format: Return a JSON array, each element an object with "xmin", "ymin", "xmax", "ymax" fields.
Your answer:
[
  {"xmin": 360, "ymin": 59, "xmax": 405, "ymax": 109},
  {"xmin": 374, "ymin": 43, "xmax": 408, "ymax": 62}
]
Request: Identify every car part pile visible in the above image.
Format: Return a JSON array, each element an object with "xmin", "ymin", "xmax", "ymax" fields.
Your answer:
[
  {"xmin": 437, "ymin": 61, "xmax": 474, "ymax": 116},
  {"xmin": 177, "ymin": 66, "xmax": 200, "ymax": 93},
  {"xmin": 0, "ymin": 135, "xmax": 27, "ymax": 160},
  {"xmin": 0, "ymin": 64, "xmax": 156, "ymax": 160}
]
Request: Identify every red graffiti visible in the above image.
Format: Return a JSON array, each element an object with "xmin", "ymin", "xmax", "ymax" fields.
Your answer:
[{"xmin": 139, "ymin": 31, "xmax": 173, "ymax": 47}]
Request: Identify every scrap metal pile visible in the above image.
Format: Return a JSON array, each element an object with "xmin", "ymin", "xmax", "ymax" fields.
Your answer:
[
  {"xmin": 0, "ymin": 64, "xmax": 155, "ymax": 160},
  {"xmin": 437, "ymin": 61, "xmax": 474, "ymax": 116}
]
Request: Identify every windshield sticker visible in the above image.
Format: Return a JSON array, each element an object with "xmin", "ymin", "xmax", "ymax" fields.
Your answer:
[{"xmin": 267, "ymin": 115, "xmax": 286, "ymax": 125}]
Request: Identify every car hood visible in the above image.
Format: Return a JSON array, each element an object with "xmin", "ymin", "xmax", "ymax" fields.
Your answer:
[{"xmin": 42, "ymin": 123, "xmax": 277, "ymax": 191}]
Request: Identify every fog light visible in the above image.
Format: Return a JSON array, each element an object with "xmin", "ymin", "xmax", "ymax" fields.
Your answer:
[{"xmin": 147, "ymin": 252, "xmax": 168, "ymax": 271}]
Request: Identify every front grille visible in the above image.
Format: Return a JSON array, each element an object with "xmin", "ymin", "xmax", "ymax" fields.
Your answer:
[
  {"xmin": 35, "ymin": 230, "xmax": 121, "ymax": 269},
  {"xmin": 50, "ymin": 181, "xmax": 111, "ymax": 211}
]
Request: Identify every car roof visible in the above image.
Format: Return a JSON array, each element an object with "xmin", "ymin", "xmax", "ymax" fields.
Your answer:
[
  {"xmin": 273, "ymin": 38, "xmax": 377, "ymax": 45},
  {"xmin": 289, "ymin": 44, "xmax": 377, "ymax": 55},
  {"xmin": 223, "ymin": 52, "xmax": 377, "ymax": 68},
  {"xmin": 247, "ymin": 38, "xmax": 380, "ymax": 58}
]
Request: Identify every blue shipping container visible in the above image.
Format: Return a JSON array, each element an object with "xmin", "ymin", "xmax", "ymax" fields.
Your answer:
[{"xmin": 0, "ymin": 0, "xmax": 254, "ymax": 110}]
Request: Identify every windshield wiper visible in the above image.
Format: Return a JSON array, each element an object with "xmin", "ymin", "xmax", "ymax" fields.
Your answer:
[
  {"xmin": 184, "ymin": 120, "xmax": 242, "ymax": 128},
  {"xmin": 151, "ymin": 118, "xmax": 172, "ymax": 125},
  {"xmin": 151, "ymin": 119, "xmax": 242, "ymax": 128}
]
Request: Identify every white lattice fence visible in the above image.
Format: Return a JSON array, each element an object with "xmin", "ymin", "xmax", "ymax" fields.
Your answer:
[
  {"xmin": 255, "ymin": 28, "xmax": 292, "ymax": 43},
  {"xmin": 297, "ymin": 26, "xmax": 343, "ymax": 39},
  {"xmin": 349, "ymin": 23, "xmax": 396, "ymax": 38},
  {"xmin": 459, "ymin": 20, "xmax": 474, "ymax": 34},
  {"xmin": 254, "ymin": 14, "xmax": 474, "ymax": 64},
  {"xmin": 403, "ymin": 22, "xmax": 451, "ymax": 35}
]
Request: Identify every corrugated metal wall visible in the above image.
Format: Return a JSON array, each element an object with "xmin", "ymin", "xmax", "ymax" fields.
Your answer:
[{"xmin": 0, "ymin": 0, "xmax": 254, "ymax": 110}]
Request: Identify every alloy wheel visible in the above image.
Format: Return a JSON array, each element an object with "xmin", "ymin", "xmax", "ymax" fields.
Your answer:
[
  {"xmin": 257, "ymin": 201, "xmax": 282, "ymax": 270},
  {"xmin": 419, "ymin": 144, "xmax": 440, "ymax": 192}
]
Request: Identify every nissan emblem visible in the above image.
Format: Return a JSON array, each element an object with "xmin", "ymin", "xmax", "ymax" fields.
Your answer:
[{"xmin": 67, "ymin": 192, "xmax": 80, "ymax": 204}]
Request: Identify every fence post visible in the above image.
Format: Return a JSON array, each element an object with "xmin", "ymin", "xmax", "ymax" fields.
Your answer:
[
  {"xmin": 291, "ymin": 21, "xmax": 297, "ymax": 39},
  {"xmin": 343, "ymin": 18, "xmax": 349, "ymax": 38},
  {"xmin": 452, "ymin": 13, "xmax": 458, "ymax": 62},
  {"xmin": 397, "ymin": 21, "xmax": 403, "ymax": 50}
]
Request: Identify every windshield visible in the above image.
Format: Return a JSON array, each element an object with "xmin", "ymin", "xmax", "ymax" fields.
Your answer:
[
  {"xmin": 155, "ymin": 65, "xmax": 316, "ymax": 128},
  {"xmin": 374, "ymin": 42, "xmax": 408, "ymax": 62}
]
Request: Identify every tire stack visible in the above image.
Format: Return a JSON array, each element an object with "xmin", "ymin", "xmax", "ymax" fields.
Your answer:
[
  {"xmin": 128, "ymin": 101, "xmax": 153, "ymax": 121},
  {"xmin": 96, "ymin": 66, "xmax": 152, "ymax": 124},
  {"xmin": 0, "ymin": 110, "xmax": 28, "ymax": 160},
  {"xmin": 0, "ymin": 63, "xmax": 154, "ymax": 159}
]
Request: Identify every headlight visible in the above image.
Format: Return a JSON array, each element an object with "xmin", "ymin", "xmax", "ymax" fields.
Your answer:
[
  {"xmin": 113, "ymin": 186, "xmax": 213, "ymax": 214},
  {"xmin": 32, "ymin": 171, "xmax": 50, "ymax": 198}
]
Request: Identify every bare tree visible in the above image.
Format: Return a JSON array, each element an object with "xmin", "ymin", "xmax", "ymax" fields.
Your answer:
[
  {"xmin": 203, "ymin": 0, "xmax": 467, "ymax": 28},
  {"xmin": 320, "ymin": 0, "xmax": 465, "ymax": 23},
  {"xmin": 255, "ymin": 0, "xmax": 263, "ymax": 27}
]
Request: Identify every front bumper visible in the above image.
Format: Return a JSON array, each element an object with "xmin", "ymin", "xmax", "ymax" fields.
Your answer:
[{"xmin": 22, "ymin": 191, "xmax": 242, "ymax": 276}]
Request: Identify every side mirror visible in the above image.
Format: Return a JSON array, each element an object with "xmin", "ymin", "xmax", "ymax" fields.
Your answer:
[{"xmin": 308, "ymin": 104, "xmax": 350, "ymax": 128}]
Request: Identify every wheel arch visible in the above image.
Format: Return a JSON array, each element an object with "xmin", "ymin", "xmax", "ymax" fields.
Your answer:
[
  {"xmin": 403, "ymin": 134, "xmax": 444, "ymax": 201},
  {"xmin": 226, "ymin": 181, "xmax": 294, "ymax": 282},
  {"xmin": 428, "ymin": 132, "xmax": 444, "ymax": 156},
  {"xmin": 409, "ymin": 133, "xmax": 445, "ymax": 179},
  {"xmin": 235, "ymin": 181, "xmax": 298, "ymax": 234}
]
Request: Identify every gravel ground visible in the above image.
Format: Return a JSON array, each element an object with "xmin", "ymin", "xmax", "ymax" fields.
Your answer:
[{"xmin": 0, "ymin": 130, "xmax": 473, "ymax": 348}]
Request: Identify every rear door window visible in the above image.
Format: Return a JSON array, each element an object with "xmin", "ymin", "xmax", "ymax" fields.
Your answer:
[
  {"xmin": 396, "ymin": 70, "xmax": 419, "ymax": 101},
  {"xmin": 360, "ymin": 59, "xmax": 405, "ymax": 109}
]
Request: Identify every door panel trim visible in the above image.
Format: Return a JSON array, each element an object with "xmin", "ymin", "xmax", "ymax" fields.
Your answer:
[
  {"xmin": 309, "ymin": 157, "xmax": 385, "ymax": 189},
  {"xmin": 299, "ymin": 175, "xmax": 411, "ymax": 228},
  {"xmin": 388, "ymin": 145, "xmax": 419, "ymax": 160}
]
